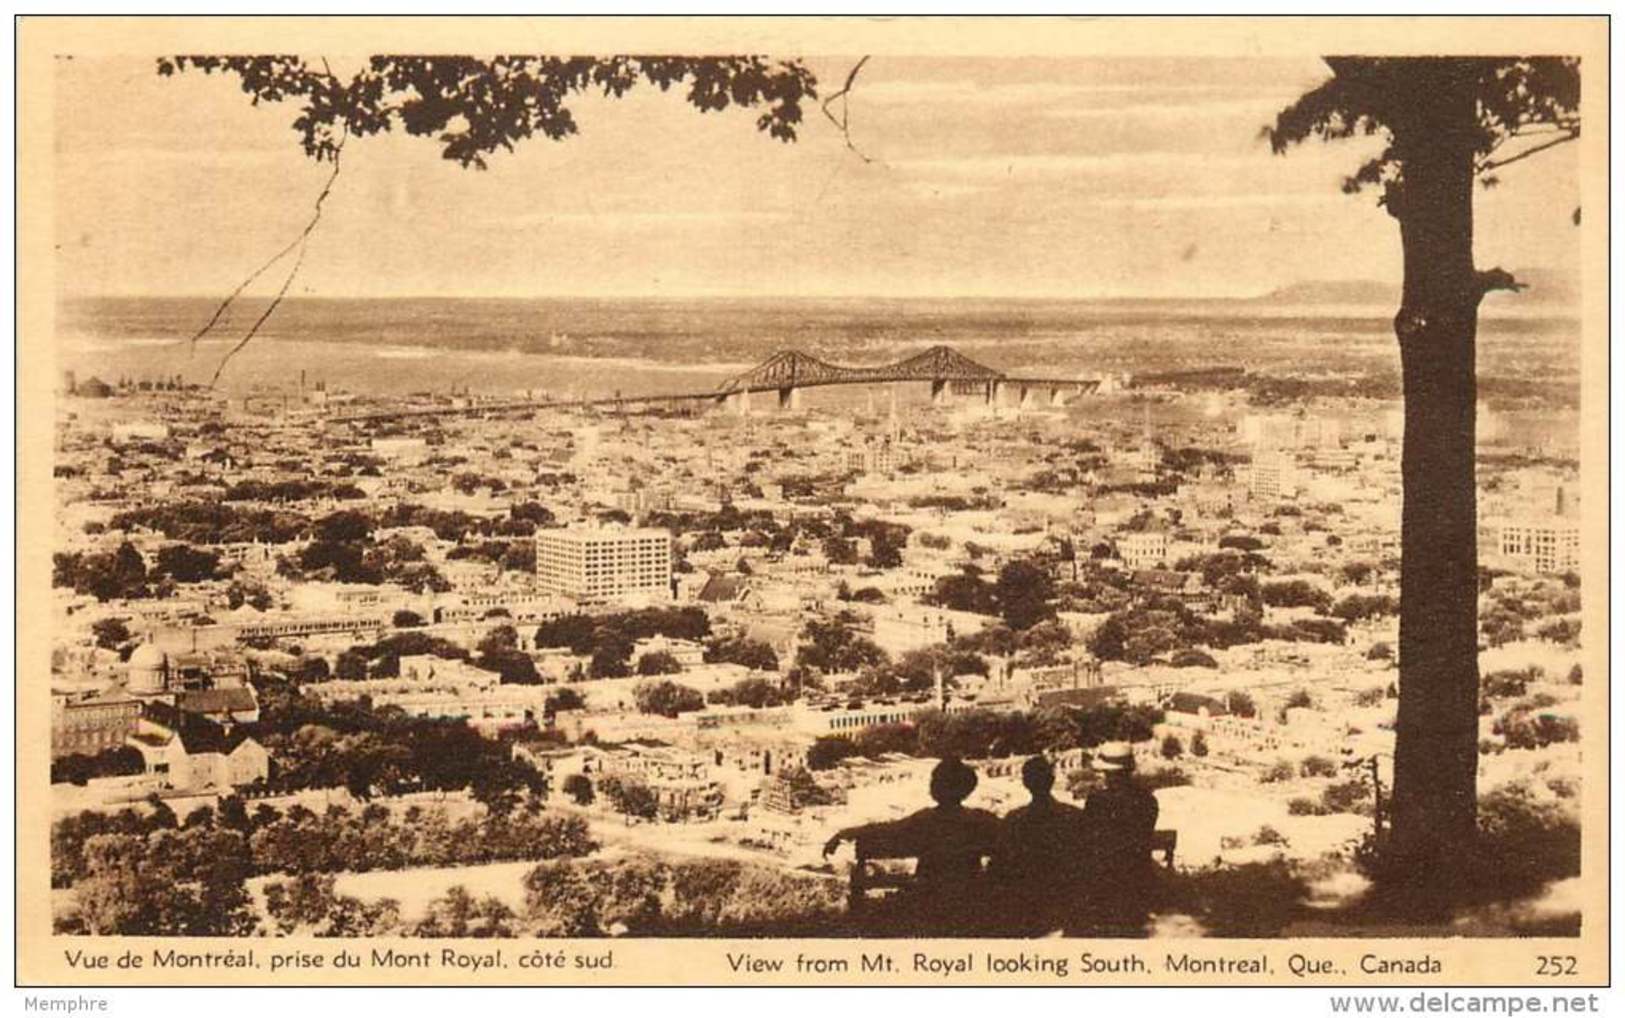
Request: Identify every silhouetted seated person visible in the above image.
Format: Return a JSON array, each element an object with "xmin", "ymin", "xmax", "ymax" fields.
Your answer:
[
  {"xmin": 824, "ymin": 757, "xmax": 1001, "ymax": 932},
  {"xmin": 1075, "ymin": 741, "xmax": 1160, "ymax": 936},
  {"xmin": 991, "ymin": 755, "xmax": 1090, "ymax": 935}
]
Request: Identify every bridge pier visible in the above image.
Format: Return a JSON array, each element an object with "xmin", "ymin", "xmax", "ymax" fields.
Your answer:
[
  {"xmin": 777, "ymin": 386, "xmax": 803, "ymax": 411},
  {"xmin": 930, "ymin": 379, "xmax": 949, "ymax": 407},
  {"xmin": 1018, "ymin": 384, "xmax": 1034, "ymax": 409},
  {"xmin": 723, "ymin": 389, "xmax": 752, "ymax": 416}
]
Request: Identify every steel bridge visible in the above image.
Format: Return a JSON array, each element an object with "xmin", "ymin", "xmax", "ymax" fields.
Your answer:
[{"xmin": 323, "ymin": 344, "xmax": 1101, "ymax": 424}]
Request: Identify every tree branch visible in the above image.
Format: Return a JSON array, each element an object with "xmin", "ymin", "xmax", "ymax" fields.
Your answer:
[
  {"xmin": 205, "ymin": 127, "xmax": 346, "ymax": 388},
  {"xmin": 1477, "ymin": 128, "xmax": 1580, "ymax": 174},
  {"xmin": 820, "ymin": 55, "xmax": 875, "ymax": 164},
  {"xmin": 1474, "ymin": 266, "xmax": 1526, "ymax": 298},
  {"xmin": 186, "ymin": 59, "xmax": 346, "ymax": 357}
]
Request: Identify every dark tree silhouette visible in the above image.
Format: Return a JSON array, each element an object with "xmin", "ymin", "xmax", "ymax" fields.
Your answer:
[{"xmin": 1269, "ymin": 57, "xmax": 1580, "ymax": 893}]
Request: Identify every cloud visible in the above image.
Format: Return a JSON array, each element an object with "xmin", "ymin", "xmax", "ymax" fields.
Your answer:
[
  {"xmin": 501, "ymin": 210, "xmax": 794, "ymax": 229},
  {"xmin": 891, "ymin": 151, "xmax": 1261, "ymax": 180},
  {"xmin": 857, "ymin": 78, "xmax": 1293, "ymax": 110},
  {"xmin": 1043, "ymin": 98, "xmax": 1286, "ymax": 122},
  {"xmin": 1080, "ymin": 193, "xmax": 1344, "ymax": 211}
]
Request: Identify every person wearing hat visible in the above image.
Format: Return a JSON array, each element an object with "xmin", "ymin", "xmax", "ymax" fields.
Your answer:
[
  {"xmin": 1077, "ymin": 740, "xmax": 1160, "ymax": 936},
  {"xmin": 991, "ymin": 754, "xmax": 1091, "ymax": 935}
]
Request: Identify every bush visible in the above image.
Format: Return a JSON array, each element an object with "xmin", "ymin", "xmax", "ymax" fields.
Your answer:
[
  {"xmin": 1495, "ymin": 708, "xmax": 1579, "ymax": 751},
  {"xmin": 544, "ymin": 688, "xmax": 585, "ymax": 715},
  {"xmin": 1261, "ymin": 580, "xmax": 1331, "ymax": 612},
  {"xmin": 1162, "ymin": 859, "xmax": 1310, "ymax": 937},
  {"xmin": 597, "ymin": 776, "xmax": 659, "ymax": 820},
  {"xmin": 1353, "ymin": 687, "xmax": 1386, "ymax": 707},
  {"xmin": 522, "ymin": 856, "xmax": 846, "ymax": 937},
  {"xmin": 1252, "ymin": 825, "xmax": 1288, "ymax": 847},
  {"xmin": 1286, "ymin": 798, "xmax": 1320, "ymax": 816},
  {"xmin": 1482, "ymin": 667, "xmax": 1535, "ymax": 700},
  {"xmin": 1190, "ymin": 732, "xmax": 1208, "ymax": 758},
  {"xmin": 1260, "ymin": 760, "xmax": 1295, "ymax": 784},
  {"xmin": 1140, "ymin": 766, "xmax": 1191, "ymax": 791},
  {"xmin": 1299, "ymin": 755, "xmax": 1338, "ymax": 779},
  {"xmin": 1169, "ymin": 648, "xmax": 1218, "ymax": 669},
  {"xmin": 1160, "ymin": 734, "xmax": 1184, "ymax": 760},
  {"xmin": 1319, "ymin": 779, "xmax": 1371, "ymax": 816},
  {"xmin": 1225, "ymin": 690, "xmax": 1257, "ymax": 718},
  {"xmin": 635, "ymin": 651, "xmax": 683, "ymax": 676},
  {"xmin": 806, "ymin": 736, "xmax": 858, "ymax": 771},
  {"xmin": 1358, "ymin": 781, "xmax": 1581, "ymax": 907},
  {"xmin": 1366, "ymin": 642, "xmax": 1393, "ymax": 662},
  {"xmin": 51, "ymin": 746, "xmax": 145, "ymax": 785}
]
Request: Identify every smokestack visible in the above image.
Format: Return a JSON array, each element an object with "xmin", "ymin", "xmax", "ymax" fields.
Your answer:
[{"xmin": 1556, "ymin": 485, "xmax": 1566, "ymax": 517}]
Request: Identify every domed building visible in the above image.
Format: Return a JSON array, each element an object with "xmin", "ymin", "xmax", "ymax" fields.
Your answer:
[{"xmin": 126, "ymin": 643, "xmax": 170, "ymax": 696}]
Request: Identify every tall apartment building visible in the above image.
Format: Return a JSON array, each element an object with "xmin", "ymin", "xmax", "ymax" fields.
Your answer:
[
  {"xmin": 1244, "ymin": 449, "xmax": 1299, "ymax": 502},
  {"xmin": 1486, "ymin": 518, "xmax": 1581, "ymax": 575},
  {"xmin": 535, "ymin": 527, "xmax": 673, "ymax": 604}
]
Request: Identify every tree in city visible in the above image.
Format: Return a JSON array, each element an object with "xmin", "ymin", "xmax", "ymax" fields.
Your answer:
[
  {"xmin": 636, "ymin": 650, "xmax": 684, "ymax": 676},
  {"xmin": 158, "ymin": 55, "xmax": 821, "ymax": 381},
  {"xmin": 91, "ymin": 617, "xmax": 131, "ymax": 651},
  {"xmin": 633, "ymin": 679, "xmax": 706, "ymax": 718},
  {"xmin": 1270, "ymin": 57, "xmax": 1580, "ymax": 897},
  {"xmin": 589, "ymin": 636, "xmax": 634, "ymax": 679},
  {"xmin": 703, "ymin": 635, "xmax": 780, "ymax": 672},
  {"xmin": 544, "ymin": 687, "xmax": 586, "ymax": 716},
  {"xmin": 562, "ymin": 773, "xmax": 596, "ymax": 806},
  {"xmin": 994, "ymin": 559, "xmax": 1057, "ymax": 632}
]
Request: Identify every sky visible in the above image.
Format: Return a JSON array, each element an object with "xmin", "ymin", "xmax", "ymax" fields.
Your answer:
[{"xmin": 53, "ymin": 53, "xmax": 1583, "ymax": 300}]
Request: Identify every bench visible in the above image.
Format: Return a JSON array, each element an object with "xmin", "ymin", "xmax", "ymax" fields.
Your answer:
[{"xmin": 848, "ymin": 828, "xmax": 1178, "ymax": 916}]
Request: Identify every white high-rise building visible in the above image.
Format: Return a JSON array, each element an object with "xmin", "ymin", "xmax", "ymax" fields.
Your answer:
[
  {"xmin": 1244, "ymin": 449, "xmax": 1300, "ymax": 502},
  {"xmin": 535, "ymin": 527, "xmax": 673, "ymax": 604}
]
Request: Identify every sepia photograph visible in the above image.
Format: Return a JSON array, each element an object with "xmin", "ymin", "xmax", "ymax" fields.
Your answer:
[{"xmin": 13, "ymin": 14, "xmax": 1609, "ymax": 990}]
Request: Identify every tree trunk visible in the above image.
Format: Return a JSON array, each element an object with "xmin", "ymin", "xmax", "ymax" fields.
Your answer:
[{"xmin": 1385, "ymin": 73, "xmax": 1483, "ymax": 900}]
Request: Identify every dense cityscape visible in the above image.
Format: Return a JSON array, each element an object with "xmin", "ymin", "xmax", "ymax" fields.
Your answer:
[{"xmin": 46, "ymin": 351, "xmax": 1584, "ymax": 939}]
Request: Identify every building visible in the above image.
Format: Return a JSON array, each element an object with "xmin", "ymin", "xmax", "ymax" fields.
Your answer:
[
  {"xmin": 111, "ymin": 421, "xmax": 171, "ymax": 446},
  {"xmin": 610, "ymin": 488, "xmax": 672, "ymax": 516},
  {"xmin": 1244, "ymin": 449, "xmax": 1299, "ymax": 502},
  {"xmin": 1485, "ymin": 517, "xmax": 1581, "ymax": 575},
  {"xmin": 796, "ymin": 695, "xmax": 978, "ymax": 737},
  {"xmin": 1118, "ymin": 529, "xmax": 1169, "ymax": 570},
  {"xmin": 631, "ymin": 634, "xmax": 706, "ymax": 670},
  {"xmin": 1241, "ymin": 413, "xmax": 1342, "ymax": 451},
  {"xmin": 535, "ymin": 526, "xmax": 672, "ymax": 604},
  {"xmin": 304, "ymin": 656, "xmax": 548, "ymax": 732},
  {"xmin": 51, "ymin": 690, "xmax": 143, "ymax": 759},
  {"xmin": 369, "ymin": 436, "xmax": 428, "ymax": 459},
  {"xmin": 866, "ymin": 604, "xmax": 989, "ymax": 655},
  {"xmin": 845, "ymin": 440, "xmax": 904, "ymax": 475},
  {"xmin": 125, "ymin": 702, "xmax": 269, "ymax": 794},
  {"xmin": 581, "ymin": 743, "xmax": 724, "ymax": 820}
]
